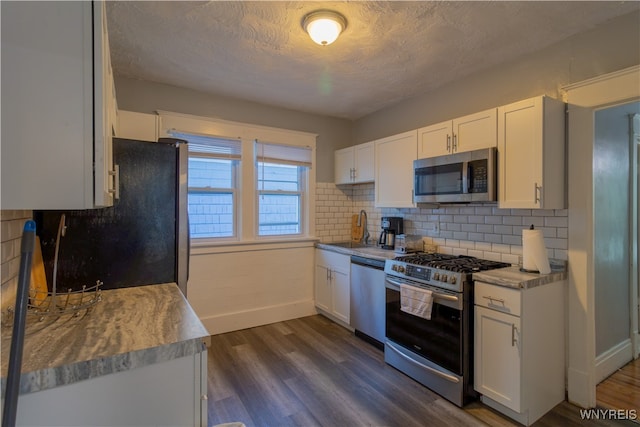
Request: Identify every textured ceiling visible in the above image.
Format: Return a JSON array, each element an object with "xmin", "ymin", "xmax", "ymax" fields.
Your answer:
[{"xmin": 107, "ymin": 1, "xmax": 640, "ymax": 120}]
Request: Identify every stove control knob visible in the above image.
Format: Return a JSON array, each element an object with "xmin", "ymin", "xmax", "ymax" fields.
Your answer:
[
  {"xmin": 433, "ymin": 272, "xmax": 440, "ymax": 281},
  {"xmin": 441, "ymin": 274, "xmax": 448, "ymax": 283},
  {"xmin": 398, "ymin": 266, "xmax": 405, "ymax": 273},
  {"xmin": 449, "ymin": 276, "xmax": 457, "ymax": 284},
  {"xmin": 391, "ymin": 265, "xmax": 398, "ymax": 271}
]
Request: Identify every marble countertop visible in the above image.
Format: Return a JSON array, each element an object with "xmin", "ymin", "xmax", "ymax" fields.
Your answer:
[
  {"xmin": 473, "ymin": 265, "xmax": 567, "ymax": 289},
  {"xmin": 316, "ymin": 242, "xmax": 398, "ymax": 261},
  {"xmin": 1, "ymin": 283, "xmax": 209, "ymax": 396}
]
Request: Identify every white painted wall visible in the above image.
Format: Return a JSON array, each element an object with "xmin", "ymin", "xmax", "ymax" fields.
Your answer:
[
  {"xmin": 593, "ymin": 103, "xmax": 638, "ymax": 372},
  {"xmin": 188, "ymin": 242, "xmax": 316, "ymax": 335}
]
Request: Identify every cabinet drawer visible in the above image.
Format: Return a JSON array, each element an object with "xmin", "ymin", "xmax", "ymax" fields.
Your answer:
[{"xmin": 475, "ymin": 281, "xmax": 521, "ymax": 316}]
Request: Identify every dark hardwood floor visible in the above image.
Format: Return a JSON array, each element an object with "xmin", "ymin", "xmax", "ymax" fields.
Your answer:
[
  {"xmin": 207, "ymin": 315, "xmax": 636, "ymax": 427},
  {"xmin": 597, "ymin": 358, "xmax": 640, "ymax": 413}
]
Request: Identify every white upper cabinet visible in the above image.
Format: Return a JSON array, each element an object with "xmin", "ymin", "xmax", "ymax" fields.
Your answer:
[
  {"xmin": 334, "ymin": 141, "xmax": 374, "ymax": 184},
  {"xmin": 1, "ymin": 1, "xmax": 117, "ymax": 209},
  {"xmin": 374, "ymin": 130, "xmax": 417, "ymax": 208},
  {"xmin": 498, "ymin": 96, "xmax": 565, "ymax": 209},
  {"xmin": 117, "ymin": 111, "xmax": 159, "ymax": 142},
  {"xmin": 418, "ymin": 108, "xmax": 497, "ymax": 158}
]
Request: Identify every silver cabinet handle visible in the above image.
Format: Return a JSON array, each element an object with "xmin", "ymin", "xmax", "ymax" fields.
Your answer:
[
  {"xmin": 511, "ymin": 324, "xmax": 518, "ymax": 347},
  {"xmin": 452, "ymin": 133, "xmax": 458, "ymax": 152},
  {"xmin": 108, "ymin": 164, "xmax": 120, "ymax": 200},
  {"xmin": 534, "ymin": 182, "xmax": 541, "ymax": 204},
  {"xmin": 482, "ymin": 295, "xmax": 505, "ymax": 304},
  {"xmin": 446, "ymin": 134, "xmax": 451, "ymax": 152}
]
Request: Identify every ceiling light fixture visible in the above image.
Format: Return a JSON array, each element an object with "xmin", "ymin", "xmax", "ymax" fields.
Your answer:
[{"xmin": 302, "ymin": 10, "xmax": 347, "ymax": 46}]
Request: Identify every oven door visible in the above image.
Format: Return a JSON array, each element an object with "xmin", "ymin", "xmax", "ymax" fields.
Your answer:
[{"xmin": 385, "ymin": 276, "xmax": 463, "ymax": 375}]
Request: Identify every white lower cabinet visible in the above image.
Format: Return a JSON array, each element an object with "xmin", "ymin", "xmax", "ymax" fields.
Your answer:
[
  {"xmin": 15, "ymin": 351, "xmax": 208, "ymax": 427},
  {"xmin": 474, "ymin": 281, "xmax": 565, "ymax": 426},
  {"xmin": 315, "ymin": 249, "xmax": 350, "ymax": 324}
]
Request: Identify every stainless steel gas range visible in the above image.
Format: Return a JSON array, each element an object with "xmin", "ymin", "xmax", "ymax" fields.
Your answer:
[{"xmin": 384, "ymin": 253, "xmax": 509, "ymax": 407}]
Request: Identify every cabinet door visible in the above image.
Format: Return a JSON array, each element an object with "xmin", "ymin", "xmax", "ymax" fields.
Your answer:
[
  {"xmin": 117, "ymin": 111, "xmax": 159, "ymax": 142},
  {"xmin": 354, "ymin": 142, "xmax": 374, "ymax": 183},
  {"xmin": 331, "ymin": 265, "xmax": 350, "ymax": 324},
  {"xmin": 314, "ymin": 264, "xmax": 332, "ymax": 313},
  {"xmin": 453, "ymin": 108, "xmax": 497, "ymax": 153},
  {"xmin": 335, "ymin": 147, "xmax": 355, "ymax": 184},
  {"xmin": 93, "ymin": 0, "xmax": 116, "ymax": 207},
  {"xmin": 498, "ymin": 97, "xmax": 544, "ymax": 209},
  {"xmin": 418, "ymin": 121, "xmax": 451, "ymax": 158},
  {"xmin": 475, "ymin": 305, "xmax": 521, "ymax": 412},
  {"xmin": 375, "ymin": 130, "xmax": 417, "ymax": 208},
  {"xmin": 1, "ymin": 1, "xmax": 114, "ymax": 209}
]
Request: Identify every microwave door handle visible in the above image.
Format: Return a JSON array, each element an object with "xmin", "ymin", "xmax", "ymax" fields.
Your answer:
[{"xmin": 462, "ymin": 161, "xmax": 469, "ymax": 194}]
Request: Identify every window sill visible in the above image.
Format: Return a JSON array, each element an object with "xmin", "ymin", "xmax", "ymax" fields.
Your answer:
[{"xmin": 190, "ymin": 237, "xmax": 319, "ymax": 255}]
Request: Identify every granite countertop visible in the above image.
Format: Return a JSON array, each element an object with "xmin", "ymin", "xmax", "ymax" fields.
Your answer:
[
  {"xmin": 1, "ymin": 283, "xmax": 209, "ymax": 396},
  {"xmin": 473, "ymin": 264, "xmax": 567, "ymax": 289},
  {"xmin": 315, "ymin": 242, "xmax": 398, "ymax": 261}
]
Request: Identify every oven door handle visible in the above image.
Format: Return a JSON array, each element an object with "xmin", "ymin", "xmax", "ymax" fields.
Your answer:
[
  {"xmin": 386, "ymin": 341, "xmax": 460, "ymax": 384},
  {"xmin": 385, "ymin": 278, "xmax": 459, "ymax": 302}
]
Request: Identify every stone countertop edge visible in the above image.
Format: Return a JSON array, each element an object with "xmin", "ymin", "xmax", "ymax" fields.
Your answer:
[
  {"xmin": 1, "ymin": 283, "xmax": 210, "ymax": 396},
  {"xmin": 315, "ymin": 242, "xmax": 398, "ymax": 261},
  {"xmin": 473, "ymin": 265, "xmax": 568, "ymax": 289}
]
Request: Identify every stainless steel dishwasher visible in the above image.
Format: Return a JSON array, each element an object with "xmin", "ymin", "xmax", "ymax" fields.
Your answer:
[{"xmin": 350, "ymin": 255, "xmax": 386, "ymax": 349}]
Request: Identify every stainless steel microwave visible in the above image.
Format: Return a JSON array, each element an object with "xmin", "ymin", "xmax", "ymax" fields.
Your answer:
[{"xmin": 413, "ymin": 147, "xmax": 497, "ymax": 204}]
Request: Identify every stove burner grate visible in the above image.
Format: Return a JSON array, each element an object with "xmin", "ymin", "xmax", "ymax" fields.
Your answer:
[{"xmin": 394, "ymin": 253, "xmax": 510, "ymax": 274}]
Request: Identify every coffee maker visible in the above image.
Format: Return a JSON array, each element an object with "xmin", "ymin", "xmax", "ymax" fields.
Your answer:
[{"xmin": 378, "ymin": 217, "xmax": 403, "ymax": 250}]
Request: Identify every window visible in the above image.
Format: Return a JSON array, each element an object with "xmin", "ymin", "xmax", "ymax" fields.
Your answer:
[
  {"xmin": 256, "ymin": 141, "xmax": 312, "ymax": 237},
  {"xmin": 160, "ymin": 112, "xmax": 316, "ymax": 243},
  {"xmin": 173, "ymin": 132, "xmax": 241, "ymax": 239}
]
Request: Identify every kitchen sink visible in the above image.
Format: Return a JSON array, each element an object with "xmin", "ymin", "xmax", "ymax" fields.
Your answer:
[{"xmin": 329, "ymin": 241, "xmax": 373, "ymax": 249}]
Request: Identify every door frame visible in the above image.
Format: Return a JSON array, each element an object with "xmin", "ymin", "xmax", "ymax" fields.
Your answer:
[
  {"xmin": 633, "ymin": 114, "xmax": 640, "ymax": 359},
  {"xmin": 562, "ymin": 64, "xmax": 640, "ymax": 408}
]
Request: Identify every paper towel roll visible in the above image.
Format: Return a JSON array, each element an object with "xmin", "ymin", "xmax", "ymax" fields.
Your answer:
[{"xmin": 522, "ymin": 228, "xmax": 551, "ymax": 274}]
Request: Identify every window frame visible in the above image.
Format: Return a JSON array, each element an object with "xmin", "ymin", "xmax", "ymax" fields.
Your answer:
[
  {"xmin": 158, "ymin": 111, "xmax": 317, "ymax": 246},
  {"xmin": 256, "ymin": 162, "xmax": 307, "ymax": 237}
]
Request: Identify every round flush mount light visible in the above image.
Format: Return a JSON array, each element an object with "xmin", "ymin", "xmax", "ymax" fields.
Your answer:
[{"xmin": 302, "ymin": 10, "xmax": 347, "ymax": 46}]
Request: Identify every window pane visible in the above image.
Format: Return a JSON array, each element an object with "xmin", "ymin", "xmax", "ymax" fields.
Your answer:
[
  {"xmin": 258, "ymin": 194, "xmax": 300, "ymax": 235},
  {"xmin": 188, "ymin": 192, "xmax": 234, "ymax": 238},
  {"xmin": 189, "ymin": 158, "xmax": 233, "ymax": 188},
  {"xmin": 257, "ymin": 163, "xmax": 299, "ymax": 191}
]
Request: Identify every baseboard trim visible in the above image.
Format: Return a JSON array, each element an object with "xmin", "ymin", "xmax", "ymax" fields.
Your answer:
[
  {"xmin": 595, "ymin": 339, "xmax": 633, "ymax": 383},
  {"xmin": 201, "ymin": 299, "xmax": 317, "ymax": 335}
]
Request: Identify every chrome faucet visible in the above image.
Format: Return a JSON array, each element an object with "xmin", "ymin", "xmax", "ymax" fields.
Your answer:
[{"xmin": 357, "ymin": 209, "xmax": 370, "ymax": 245}]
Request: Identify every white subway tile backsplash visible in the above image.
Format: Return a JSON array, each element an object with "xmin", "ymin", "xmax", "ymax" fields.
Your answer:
[
  {"xmin": 315, "ymin": 183, "xmax": 568, "ymax": 264},
  {"xmin": 494, "ymin": 225, "xmax": 513, "ymax": 235},
  {"xmin": 503, "ymin": 216, "xmax": 523, "ymax": 226},
  {"xmin": 484, "ymin": 216, "xmax": 502, "ymax": 225}
]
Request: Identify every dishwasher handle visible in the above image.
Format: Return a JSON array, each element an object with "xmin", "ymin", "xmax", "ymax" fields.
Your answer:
[{"xmin": 350, "ymin": 255, "xmax": 385, "ymax": 270}]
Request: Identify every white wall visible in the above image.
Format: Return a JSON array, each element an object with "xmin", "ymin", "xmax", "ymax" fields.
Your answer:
[
  {"xmin": 188, "ymin": 243, "xmax": 316, "ymax": 335},
  {"xmin": 351, "ymin": 11, "xmax": 640, "ymax": 144},
  {"xmin": 593, "ymin": 102, "xmax": 639, "ymax": 379}
]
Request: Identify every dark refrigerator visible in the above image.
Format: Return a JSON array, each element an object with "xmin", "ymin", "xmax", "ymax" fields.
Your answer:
[{"xmin": 34, "ymin": 137, "xmax": 189, "ymax": 295}]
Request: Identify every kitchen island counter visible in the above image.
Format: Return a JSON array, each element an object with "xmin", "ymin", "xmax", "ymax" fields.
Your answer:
[{"xmin": 1, "ymin": 282, "xmax": 209, "ymax": 396}]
